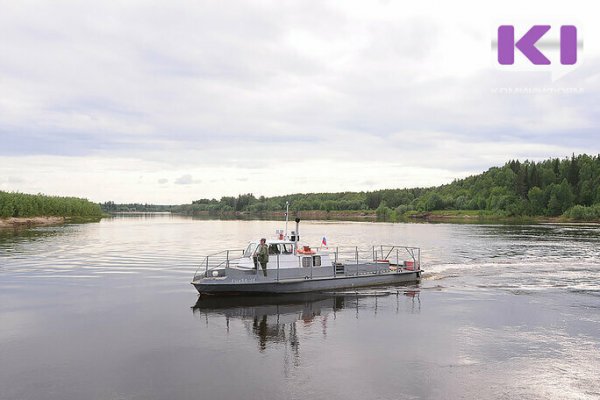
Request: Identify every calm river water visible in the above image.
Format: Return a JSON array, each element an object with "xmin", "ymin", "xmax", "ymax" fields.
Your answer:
[{"xmin": 1, "ymin": 216, "xmax": 599, "ymax": 400}]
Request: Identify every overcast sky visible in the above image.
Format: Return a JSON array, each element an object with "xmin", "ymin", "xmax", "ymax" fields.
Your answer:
[{"xmin": 1, "ymin": 0, "xmax": 598, "ymax": 204}]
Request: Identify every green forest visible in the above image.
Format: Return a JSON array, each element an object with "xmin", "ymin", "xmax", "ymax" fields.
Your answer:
[
  {"xmin": 174, "ymin": 154, "xmax": 600, "ymax": 221},
  {"xmin": 0, "ymin": 191, "xmax": 102, "ymax": 219}
]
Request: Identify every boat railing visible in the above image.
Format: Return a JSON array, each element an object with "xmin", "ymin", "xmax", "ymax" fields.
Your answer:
[
  {"xmin": 317, "ymin": 245, "xmax": 421, "ymax": 276},
  {"xmin": 373, "ymin": 245, "xmax": 421, "ymax": 268},
  {"xmin": 193, "ymin": 249, "xmax": 245, "ymax": 281}
]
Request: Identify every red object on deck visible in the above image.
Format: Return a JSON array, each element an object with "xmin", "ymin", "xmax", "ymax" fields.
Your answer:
[{"xmin": 297, "ymin": 246, "xmax": 316, "ymax": 255}]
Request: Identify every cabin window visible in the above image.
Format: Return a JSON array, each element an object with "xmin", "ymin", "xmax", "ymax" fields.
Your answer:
[
  {"xmin": 302, "ymin": 257, "xmax": 312, "ymax": 268},
  {"xmin": 268, "ymin": 244, "xmax": 282, "ymax": 255},
  {"xmin": 313, "ymin": 255, "xmax": 321, "ymax": 267},
  {"xmin": 244, "ymin": 243, "xmax": 257, "ymax": 257},
  {"xmin": 282, "ymin": 244, "xmax": 294, "ymax": 254}
]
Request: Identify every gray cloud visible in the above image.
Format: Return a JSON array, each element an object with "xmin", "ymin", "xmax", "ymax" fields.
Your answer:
[
  {"xmin": 7, "ymin": 176, "xmax": 25, "ymax": 184},
  {"xmin": 174, "ymin": 174, "xmax": 200, "ymax": 185}
]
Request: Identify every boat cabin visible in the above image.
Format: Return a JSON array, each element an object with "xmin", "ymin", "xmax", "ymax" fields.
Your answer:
[
  {"xmin": 243, "ymin": 240, "xmax": 296, "ymax": 258},
  {"xmin": 238, "ymin": 239, "xmax": 328, "ymax": 271}
]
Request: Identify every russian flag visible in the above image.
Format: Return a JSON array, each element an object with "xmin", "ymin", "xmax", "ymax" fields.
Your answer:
[{"xmin": 321, "ymin": 237, "xmax": 327, "ymax": 246}]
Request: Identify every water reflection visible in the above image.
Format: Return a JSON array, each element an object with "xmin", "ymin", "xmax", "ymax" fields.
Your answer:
[
  {"xmin": 0, "ymin": 225, "xmax": 72, "ymax": 257},
  {"xmin": 192, "ymin": 289, "xmax": 422, "ymax": 352},
  {"xmin": 0, "ymin": 225, "xmax": 68, "ymax": 240}
]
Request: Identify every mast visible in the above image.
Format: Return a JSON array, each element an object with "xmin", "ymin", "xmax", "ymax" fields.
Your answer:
[
  {"xmin": 294, "ymin": 218, "xmax": 300, "ymax": 251},
  {"xmin": 284, "ymin": 201, "xmax": 289, "ymax": 239}
]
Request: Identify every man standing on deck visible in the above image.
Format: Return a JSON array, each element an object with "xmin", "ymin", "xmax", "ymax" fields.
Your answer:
[{"xmin": 257, "ymin": 238, "xmax": 269, "ymax": 277}]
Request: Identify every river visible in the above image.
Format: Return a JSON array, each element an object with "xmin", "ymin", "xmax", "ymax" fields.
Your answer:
[{"xmin": 1, "ymin": 215, "xmax": 599, "ymax": 399}]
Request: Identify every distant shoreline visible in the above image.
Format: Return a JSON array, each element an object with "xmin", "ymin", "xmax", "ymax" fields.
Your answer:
[
  {"xmin": 180, "ymin": 210, "xmax": 595, "ymax": 224},
  {"xmin": 2, "ymin": 212, "xmax": 596, "ymax": 229}
]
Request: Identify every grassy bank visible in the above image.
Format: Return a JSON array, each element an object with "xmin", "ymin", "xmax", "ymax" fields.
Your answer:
[{"xmin": 403, "ymin": 210, "xmax": 569, "ymax": 223}]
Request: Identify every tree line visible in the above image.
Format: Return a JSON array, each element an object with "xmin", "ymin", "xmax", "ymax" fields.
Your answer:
[
  {"xmin": 100, "ymin": 202, "xmax": 174, "ymax": 213},
  {"xmin": 0, "ymin": 191, "xmax": 103, "ymax": 218},
  {"xmin": 175, "ymin": 154, "xmax": 600, "ymax": 221},
  {"xmin": 424, "ymin": 154, "xmax": 600, "ymax": 220}
]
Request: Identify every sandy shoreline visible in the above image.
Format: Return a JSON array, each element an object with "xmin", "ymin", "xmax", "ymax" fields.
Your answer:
[{"xmin": 0, "ymin": 217, "xmax": 66, "ymax": 229}]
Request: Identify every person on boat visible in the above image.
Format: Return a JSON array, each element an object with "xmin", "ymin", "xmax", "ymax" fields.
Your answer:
[{"xmin": 257, "ymin": 238, "xmax": 269, "ymax": 277}]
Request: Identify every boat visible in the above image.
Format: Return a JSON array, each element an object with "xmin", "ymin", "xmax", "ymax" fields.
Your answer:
[{"xmin": 191, "ymin": 216, "xmax": 423, "ymax": 295}]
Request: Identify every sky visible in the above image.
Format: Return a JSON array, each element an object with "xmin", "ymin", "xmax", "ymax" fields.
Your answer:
[{"xmin": 1, "ymin": 0, "xmax": 599, "ymax": 204}]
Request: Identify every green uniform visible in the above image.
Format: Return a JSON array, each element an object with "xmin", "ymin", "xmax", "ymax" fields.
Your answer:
[{"xmin": 257, "ymin": 244, "xmax": 269, "ymax": 277}]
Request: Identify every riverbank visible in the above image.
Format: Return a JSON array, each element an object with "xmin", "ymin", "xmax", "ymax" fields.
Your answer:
[
  {"xmin": 0, "ymin": 216, "xmax": 103, "ymax": 229},
  {"xmin": 0, "ymin": 217, "xmax": 66, "ymax": 229},
  {"xmin": 404, "ymin": 210, "xmax": 567, "ymax": 223}
]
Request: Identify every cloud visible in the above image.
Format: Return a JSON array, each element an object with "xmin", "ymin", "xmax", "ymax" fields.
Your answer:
[
  {"xmin": 158, "ymin": 178, "xmax": 168, "ymax": 184},
  {"xmin": 174, "ymin": 174, "xmax": 200, "ymax": 185}
]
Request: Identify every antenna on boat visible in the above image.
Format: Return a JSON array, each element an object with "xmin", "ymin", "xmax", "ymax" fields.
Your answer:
[{"xmin": 284, "ymin": 201, "xmax": 289, "ymax": 239}]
